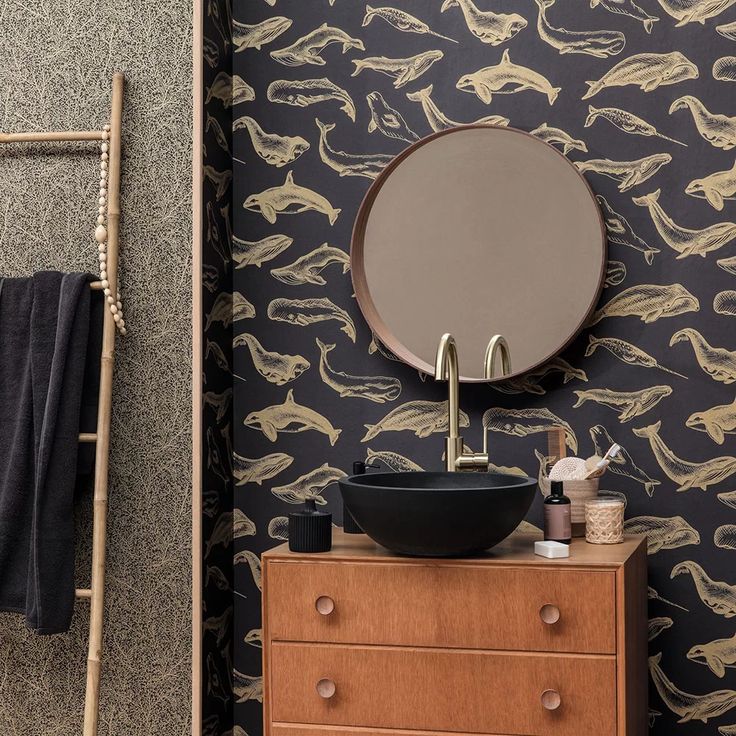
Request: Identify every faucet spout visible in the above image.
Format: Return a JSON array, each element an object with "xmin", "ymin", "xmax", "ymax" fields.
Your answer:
[
  {"xmin": 435, "ymin": 333, "xmax": 488, "ymax": 473},
  {"xmin": 484, "ymin": 335, "xmax": 512, "ymax": 380}
]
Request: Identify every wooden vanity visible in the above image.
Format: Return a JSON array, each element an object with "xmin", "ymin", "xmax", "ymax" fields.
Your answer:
[{"xmin": 262, "ymin": 530, "xmax": 647, "ymax": 736}]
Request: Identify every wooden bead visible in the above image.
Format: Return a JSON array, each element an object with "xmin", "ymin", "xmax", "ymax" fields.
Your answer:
[
  {"xmin": 101, "ymin": 142, "xmax": 109, "ymax": 153},
  {"xmin": 95, "ymin": 225, "xmax": 107, "ymax": 243},
  {"xmin": 101, "ymin": 279, "xmax": 109, "ymax": 288}
]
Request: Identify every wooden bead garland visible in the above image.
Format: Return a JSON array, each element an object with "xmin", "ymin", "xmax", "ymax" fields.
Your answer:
[{"xmin": 97, "ymin": 123, "xmax": 126, "ymax": 335}]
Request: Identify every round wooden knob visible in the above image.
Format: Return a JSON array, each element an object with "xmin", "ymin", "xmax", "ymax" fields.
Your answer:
[
  {"xmin": 541, "ymin": 689, "xmax": 561, "ymax": 710},
  {"xmin": 540, "ymin": 604, "xmax": 560, "ymax": 624},
  {"xmin": 316, "ymin": 678, "xmax": 336, "ymax": 699},
  {"xmin": 316, "ymin": 596, "xmax": 335, "ymax": 615}
]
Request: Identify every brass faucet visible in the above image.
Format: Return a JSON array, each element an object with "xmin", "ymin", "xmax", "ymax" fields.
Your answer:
[{"xmin": 435, "ymin": 333, "xmax": 513, "ymax": 471}]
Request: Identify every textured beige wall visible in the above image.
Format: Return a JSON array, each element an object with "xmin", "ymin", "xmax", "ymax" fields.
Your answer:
[{"xmin": 0, "ymin": 2, "xmax": 192, "ymax": 734}]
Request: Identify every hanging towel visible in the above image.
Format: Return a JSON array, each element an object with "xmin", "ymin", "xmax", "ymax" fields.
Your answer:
[{"xmin": 0, "ymin": 272, "xmax": 102, "ymax": 634}]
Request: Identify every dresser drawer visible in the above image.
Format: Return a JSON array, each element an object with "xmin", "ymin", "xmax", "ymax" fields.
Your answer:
[
  {"xmin": 272, "ymin": 727, "xmax": 511, "ymax": 736},
  {"xmin": 270, "ymin": 643, "xmax": 616, "ymax": 736},
  {"xmin": 264, "ymin": 561, "xmax": 615, "ymax": 653}
]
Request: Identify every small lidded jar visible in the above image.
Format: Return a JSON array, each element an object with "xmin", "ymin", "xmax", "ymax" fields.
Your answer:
[{"xmin": 585, "ymin": 499, "xmax": 624, "ymax": 544}]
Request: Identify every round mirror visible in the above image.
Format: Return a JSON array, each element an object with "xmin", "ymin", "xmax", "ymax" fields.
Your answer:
[{"xmin": 351, "ymin": 125, "xmax": 606, "ymax": 382}]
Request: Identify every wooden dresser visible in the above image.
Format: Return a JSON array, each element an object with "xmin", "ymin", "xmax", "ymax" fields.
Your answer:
[{"xmin": 262, "ymin": 530, "xmax": 647, "ymax": 736}]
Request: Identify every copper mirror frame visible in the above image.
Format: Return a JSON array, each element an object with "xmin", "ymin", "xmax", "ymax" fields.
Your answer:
[{"xmin": 350, "ymin": 125, "xmax": 607, "ymax": 383}]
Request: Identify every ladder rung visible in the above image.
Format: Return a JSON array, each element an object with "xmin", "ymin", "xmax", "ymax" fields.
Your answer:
[
  {"xmin": 79, "ymin": 433, "xmax": 97, "ymax": 443},
  {"xmin": 0, "ymin": 130, "xmax": 105, "ymax": 143},
  {"xmin": 75, "ymin": 588, "xmax": 92, "ymax": 600},
  {"xmin": 90, "ymin": 281, "xmax": 104, "ymax": 290}
]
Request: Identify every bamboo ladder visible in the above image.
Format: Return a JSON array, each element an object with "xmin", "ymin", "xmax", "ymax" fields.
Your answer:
[{"xmin": 0, "ymin": 72, "xmax": 124, "ymax": 736}]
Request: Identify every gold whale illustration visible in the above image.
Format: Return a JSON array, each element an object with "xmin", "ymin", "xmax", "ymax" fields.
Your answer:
[
  {"xmin": 649, "ymin": 652, "xmax": 736, "ymax": 723},
  {"xmin": 574, "ymin": 385, "xmax": 671, "ymax": 422},
  {"xmin": 352, "ymin": 50, "xmax": 444, "ymax": 89},
  {"xmin": 624, "ymin": 515, "xmax": 700, "ymax": 553},
  {"xmin": 267, "ymin": 78, "xmax": 356, "ymax": 121},
  {"xmin": 233, "ymin": 234, "xmax": 293, "ymax": 269},
  {"xmin": 233, "ymin": 16, "xmax": 292, "ymax": 52},
  {"xmin": 315, "ymin": 118, "xmax": 393, "ymax": 179},
  {"xmin": 589, "ymin": 283, "xmax": 699, "ymax": 324},
  {"xmin": 633, "ymin": 189, "xmax": 736, "ymax": 258},
  {"xmin": 457, "ymin": 49, "xmax": 561, "ymax": 105},
  {"xmin": 271, "ymin": 23, "xmax": 364, "ymax": 66},
  {"xmin": 233, "ymin": 452, "xmax": 293, "ymax": 486},
  {"xmin": 590, "ymin": 0, "xmax": 659, "ymax": 33},
  {"xmin": 585, "ymin": 105, "xmax": 685, "ymax": 145},
  {"xmin": 233, "ymin": 671, "xmax": 263, "ymax": 704},
  {"xmin": 205, "ymin": 339, "xmax": 230, "ymax": 373},
  {"xmin": 483, "ymin": 407, "xmax": 578, "ymax": 452},
  {"xmin": 719, "ymin": 726, "xmax": 736, "ymax": 736},
  {"xmin": 270, "ymin": 242, "xmax": 350, "ymax": 286},
  {"xmin": 207, "ymin": 511, "xmax": 244, "ymax": 555},
  {"xmin": 605, "ymin": 260, "xmax": 626, "ymax": 287},
  {"xmin": 714, "ymin": 56, "xmax": 736, "ymax": 82},
  {"xmin": 686, "ymin": 161, "xmax": 736, "ymax": 211},
  {"xmin": 591, "ymin": 424, "xmax": 660, "ymax": 496},
  {"xmin": 366, "ymin": 448, "xmax": 423, "ymax": 472},
  {"xmin": 534, "ymin": 0, "xmax": 625, "ymax": 57},
  {"xmin": 575, "ymin": 153, "xmax": 671, "ymax": 192},
  {"xmin": 206, "ymin": 292, "xmax": 255, "ymax": 329},
  {"xmin": 582, "ymin": 51, "xmax": 698, "ymax": 99},
  {"xmin": 233, "ymin": 333, "xmax": 310, "ymax": 385},
  {"xmin": 669, "ymin": 96, "xmax": 736, "ymax": 150},
  {"xmin": 203, "ymin": 388, "xmax": 232, "ymax": 422},
  {"xmin": 686, "ymin": 398, "xmax": 736, "ymax": 444},
  {"xmin": 204, "ymin": 165, "xmax": 232, "ymax": 201},
  {"xmin": 362, "ymin": 400, "xmax": 470, "ymax": 442},
  {"xmin": 718, "ymin": 256, "xmax": 736, "ymax": 275},
  {"xmin": 268, "ymin": 518, "xmax": 288, "ymax": 541},
  {"xmin": 633, "ymin": 420, "xmax": 736, "ymax": 491},
  {"xmin": 317, "ymin": 338, "xmax": 402, "ymax": 403},
  {"xmin": 440, "ymin": 0, "xmax": 527, "ymax": 46},
  {"xmin": 267, "ymin": 297, "xmax": 356, "ymax": 342},
  {"xmin": 688, "ymin": 634, "xmax": 736, "ymax": 678},
  {"xmin": 271, "ymin": 463, "xmax": 347, "ymax": 505},
  {"xmin": 233, "ymin": 116, "xmax": 309, "ymax": 167},
  {"xmin": 649, "ymin": 585, "xmax": 688, "ymax": 612},
  {"xmin": 244, "ymin": 389, "xmax": 342, "ymax": 445},
  {"xmin": 234, "ymin": 550, "xmax": 262, "ymax": 591},
  {"xmin": 586, "ymin": 335, "xmax": 686, "ymax": 378},
  {"xmin": 366, "ymin": 91, "xmax": 420, "ymax": 143},
  {"xmin": 597, "ymin": 195, "xmax": 659, "ymax": 264},
  {"xmin": 715, "ymin": 525, "xmax": 736, "ymax": 550},
  {"xmin": 406, "ymin": 84, "xmax": 510, "ymax": 132},
  {"xmin": 233, "ymin": 510, "xmax": 257, "ymax": 541},
  {"xmin": 715, "ymin": 290, "xmax": 736, "ymax": 316},
  {"xmin": 649, "ymin": 617, "xmax": 673, "ymax": 641},
  {"xmin": 530, "ymin": 122, "xmax": 587, "ymax": 153},
  {"xmin": 719, "ymin": 490, "xmax": 736, "ymax": 510},
  {"xmin": 671, "ymin": 561, "xmax": 736, "ymax": 618},
  {"xmin": 717, "ymin": 19, "xmax": 736, "ymax": 38},
  {"xmin": 363, "ymin": 5, "xmax": 458, "ymax": 42},
  {"xmin": 206, "ymin": 112, "xmax": 230, "ymax": 154},
  {"xmin": 206, "ymin": 71, "xmax": 238, "ymax": 107},
  {"xmin": 244, "ymin": 170, "xmax": 341, "ymax": 225},
  {"xmin": 654, "ymin": 0, "xmax": 736, "ymax": 26},
  {"xmin": 670, "ymin": 328, "xmax": 736, "ymax": 384},
  {"xmin": 233, "ymin": 75, "xmax": 256, "ymax": 105},
  {"xmin": 492, "ymin": 357, "xmax": 587, "ymax": 396}
]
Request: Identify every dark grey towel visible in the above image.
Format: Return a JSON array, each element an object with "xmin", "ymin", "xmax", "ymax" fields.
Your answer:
[{"xmin": 0, "ymin": 272, "xmax": 102, "ymax": 634}]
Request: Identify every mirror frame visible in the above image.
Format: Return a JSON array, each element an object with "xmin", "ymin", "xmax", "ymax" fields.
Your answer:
[{"xmin": 351, "ymin": 124, "xmax": 608, "ymax": 383}]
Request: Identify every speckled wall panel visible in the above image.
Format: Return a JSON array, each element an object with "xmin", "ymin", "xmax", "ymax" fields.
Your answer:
[
  {"xmin": 231, "ymin": 2, "xmax": 736, "ymax": 734},
  {"xmin": 0, "ymin": 2, "xmax": 192, "ymax": 734},
  {"xmin": 201, "ymin": 0, "xmax": 235, "ymax": 734}
]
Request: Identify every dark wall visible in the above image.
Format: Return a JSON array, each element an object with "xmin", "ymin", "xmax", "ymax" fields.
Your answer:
[
  {"xmin": 231, "ymin": 2, "xmax": 736, "ymax": 734},
  {"xmin": 202, "ymin": 0, "xmax": 234, "ymax": 733}
]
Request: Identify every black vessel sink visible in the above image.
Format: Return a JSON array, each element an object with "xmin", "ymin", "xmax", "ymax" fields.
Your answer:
[{"xmin": 338, "ymin": 471, "xmax": 537, "ymax": 557}]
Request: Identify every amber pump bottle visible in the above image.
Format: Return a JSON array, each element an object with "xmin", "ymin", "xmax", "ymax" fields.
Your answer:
[{"xmin": 544, "ymin": 480, "xmax": 571, "ymax": 544}]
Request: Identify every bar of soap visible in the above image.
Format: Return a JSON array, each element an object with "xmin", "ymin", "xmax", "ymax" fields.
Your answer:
[{"xmin": 534, "ymin": 540, "xmax": 570, "ymax": 559}]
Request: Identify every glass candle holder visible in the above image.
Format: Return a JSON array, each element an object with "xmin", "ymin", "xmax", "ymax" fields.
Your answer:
[{"xmin": 585, "ymin": 499, "xmax": 624, "ymax": 544}]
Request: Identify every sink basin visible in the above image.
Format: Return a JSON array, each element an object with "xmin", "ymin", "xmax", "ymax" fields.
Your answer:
[{"xmin": 338, "ymin": 471, "xmax": 537, "ymax": 557}]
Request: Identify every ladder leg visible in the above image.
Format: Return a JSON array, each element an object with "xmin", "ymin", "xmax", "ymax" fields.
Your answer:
[{"xmin": 83, "ymin": 71, "xmax": 124, "ymax": 736}]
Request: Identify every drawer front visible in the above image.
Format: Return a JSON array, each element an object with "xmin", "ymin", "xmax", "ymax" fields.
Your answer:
[
  {"xmin": 272, "ymin": 727, "xmax": 511, "ymax": 736},
  {"xmin": 269, "ymin": 643, "xmax": 616, "ymax": 736},
  {"xmin": 265, "ymin": 561, "xmax": 615, "ymax": 653}
]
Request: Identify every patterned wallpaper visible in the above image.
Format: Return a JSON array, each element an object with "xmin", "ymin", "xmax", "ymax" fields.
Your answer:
[
  {"xmin": 202, "ymin": 0, "xmax": 236, "ymax": 734},
  {"xmin": 0, "ymin": 1, "xmax": 193, "ymax": 735},
  {"xmin": 225, "ymin": 1, "xmax": 736, "ymax": 734}
]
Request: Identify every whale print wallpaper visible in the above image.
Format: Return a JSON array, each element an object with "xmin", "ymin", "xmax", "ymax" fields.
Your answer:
[{"xmin": 208, "ymin": 1, "xmax": 736, "ymax": 734}]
